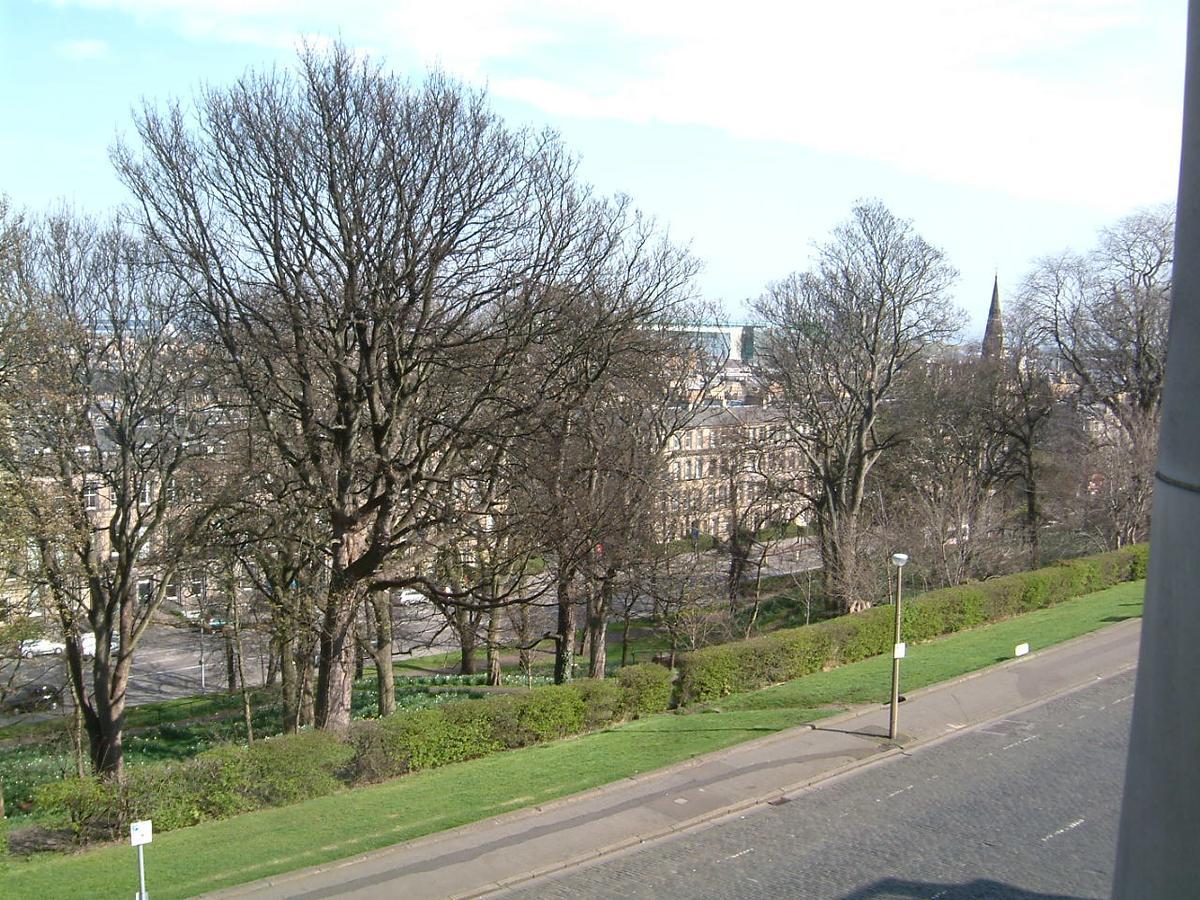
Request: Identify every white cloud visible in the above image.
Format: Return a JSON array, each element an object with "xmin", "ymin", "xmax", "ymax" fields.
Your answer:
[
  {"xmin": 45, "ymin": 0, "xmax": 1184, "ymax": 207},
  {"xmin": 55, "ymin": 37, "xmax": 110, "ymax": 60}
]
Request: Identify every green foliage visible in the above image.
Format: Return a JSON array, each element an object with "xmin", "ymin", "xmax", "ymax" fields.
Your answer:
[
  {"xmin": 197, "ymin": 730, "xmax": 353, "ymax": 812},
  {"xmin": 34, "ymin": 776, "xmax": 118, "ymax": 843},
  {"xmin": 677, "ymin": 545, "xmax": 1148, "ymax": 702},
  {"xmin": 499, "ymin": 685, "xmax": 586, "ymax": 746},
  {"xmin": 616, "ymin": 664, "xmax": 675, "ymax": 717},
  {"xmin": 574, "ymin": 678, "xmax": 627, "ymax": 729}
]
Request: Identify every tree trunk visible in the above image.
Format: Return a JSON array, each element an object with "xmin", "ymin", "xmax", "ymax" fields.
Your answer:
[
  {"xmin": 554, "ymin": 566, "xmax": 576, "ymax": 684},
  {"xmin": 298, "ymin": 656, "xmax": 316, "ymax": 728},
  {"xmin": 73, "ymin": 611, "xmax": 130, "ymax": 777},
  {"xmin": 315, "ymin": 591, "xmax": 357, "ymax": 732},
  {"xmin": 515, "ymin": 603, "xmax": 533, "ymax": 686},
  {"xmin": 485, "ymin": 605, "xmax": 502, "ymax": 687},
  {"xmin": 367, "ymin": 593, "xmax": 396, "ymax": 716},
  {"xmin": 279, "ymin": 631, "xmax": 299, "ymax": 733},
  {"xmin": 86, "ymin": 707, "xmax": 125, "ymax": 777},
  {"xmin": 1024, "ymin": 454, "xmax": 1041, "ymax": 568},
  {"xmin": 458, "ymin": 626, "xmax": 478, "ymax": 676},
  {"xmin": 620, "ymin": 611, "xmax": 633, "ymax": 667},
  {"xmin": 588, "ymin": 569, "xmax": 616, "ymax": 678},
  {"xmin": 224, "ymin": 630, "xmax": 237, "ymax": 693},
  {"xmin": 265, "ymin": 634, "xmax": 280, "ymax": 687}
]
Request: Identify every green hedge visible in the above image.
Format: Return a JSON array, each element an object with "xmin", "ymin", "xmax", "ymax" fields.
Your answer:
[
  {"xmin": 35, "ymin": 665, "xmax": 677, "ymax": 843},
  {"xmin": 676, "ymin": 545, "xmax": 1148, "ymax": 703}
]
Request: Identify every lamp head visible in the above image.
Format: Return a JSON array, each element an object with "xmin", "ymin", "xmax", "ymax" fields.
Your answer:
[{"xmin": 891, "ymin": 553, "xmax": 909, "ymax": 567}]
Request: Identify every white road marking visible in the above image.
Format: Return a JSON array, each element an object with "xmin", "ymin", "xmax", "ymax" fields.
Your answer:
[
  {"xmin": 886, "ymin": 785, "xmax": 915, "ymax": 799},
  {"xmin": 1041, "ymin": 818, "xmax": 1085, "ymax": 842},
  {"xmin": 725, "ymin": 849, "xmax": 753, "ymax": 860},
  {"xmin": 1001, "ymin": 735, "xmax": 1039, "ymax": 751},
  {"xmin": 1111, "ymin": 693, "xmax": 1135, "ymax": 705}
]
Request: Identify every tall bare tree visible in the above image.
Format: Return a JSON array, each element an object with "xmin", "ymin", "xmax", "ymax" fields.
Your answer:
[
  {"xmin": 1021, "ymin": 207, "xmax": 1172, "ymax": 547},
  {"xmin": 0, "ymin": 213, "xmax": 217, "ymax": 774},
  {"xmin": 755, "ymin": 201, "xmax": 962, "ymax": 613},
  {"xmin": 116, "ymin": 45, "xmax": 696, "ymax": 727}
]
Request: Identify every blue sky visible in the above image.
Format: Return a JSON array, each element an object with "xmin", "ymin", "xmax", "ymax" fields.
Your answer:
[{"xmin": 0, "ymin": 0, "xmax": 1187, "ymax": 335}]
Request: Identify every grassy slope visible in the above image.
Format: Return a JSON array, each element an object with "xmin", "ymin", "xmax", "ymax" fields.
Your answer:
[{"xmin": 0, "ymin": 580, "xmax": 1144, "ymax": 898}]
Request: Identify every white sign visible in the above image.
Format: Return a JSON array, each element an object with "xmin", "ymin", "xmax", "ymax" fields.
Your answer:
[
  {"xmin": 1015, "ymin": 642, "xmax": 1030, "ymax": 657},
  {"xmin": 130, "ymin": 820, "xmax": 153, "ymax": 847},
  {"xmin": 893, "ymin": 642, "xmax": 906, "ymax": 660}
]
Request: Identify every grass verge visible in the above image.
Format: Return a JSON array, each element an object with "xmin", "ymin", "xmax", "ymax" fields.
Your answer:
[{"xmin": 0, "ymin": 580, "xmax": 1143, "ymax": 898}]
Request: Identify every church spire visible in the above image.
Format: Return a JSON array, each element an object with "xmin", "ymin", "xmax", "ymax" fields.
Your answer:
[{"xmin": 982, "ymin": 274, "xmax": 1004, "ymax": 360}]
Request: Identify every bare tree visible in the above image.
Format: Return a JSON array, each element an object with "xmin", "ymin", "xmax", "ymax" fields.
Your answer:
[
  {"xmin": 116, "ymin": 45, "xmax": 693, "ymax": 728},
  {"xmin": 755, "ymin": 201, "xmax": 962, "ymax": 613},
  {"xmin": 1021, "ymin": 207, "xmax": 1171, "ymax": 548},
  {"xmin": 0, "ymin": 213, "xmax": 217, "ymax": 775},
  {"xmin": 875, "ymin": 352, "xmax": 1010, "ymax": 584}
]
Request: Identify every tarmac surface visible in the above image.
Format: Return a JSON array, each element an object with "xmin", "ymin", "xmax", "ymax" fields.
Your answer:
[
  {"xmin": 501, "ymin": 669, "xmax": 1133, "ymax": 899},
  {"xmin": 206, "ymin": 618, "xmax": 1140, "ymax": 900}
]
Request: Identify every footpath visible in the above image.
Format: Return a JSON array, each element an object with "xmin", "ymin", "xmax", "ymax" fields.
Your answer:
[{"xmin": 208, "ymin": 618, "xmax": 1141, "ymax": 900}]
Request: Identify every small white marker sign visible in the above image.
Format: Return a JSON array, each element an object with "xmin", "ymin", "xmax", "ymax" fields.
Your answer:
[
  {"xmin": 893, "ymin": 642, "xmax": 906, "ymax": 660},
  {"xmin": 130, "ymin": 820, "xmax": 153, "ymax": 847},
  {"xmin": 1015, "ymin": 642, "xmax": 1030, "ymax": 657}
]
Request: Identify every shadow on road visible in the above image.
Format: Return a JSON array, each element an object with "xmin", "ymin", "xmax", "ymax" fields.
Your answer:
[
  {"xmin": 811, "ymin": 723, "xmax": 892, "ymax": 740},
  {"xmin": 839, "ymin": 877, "xmax": 1089, "ymax": 899}
]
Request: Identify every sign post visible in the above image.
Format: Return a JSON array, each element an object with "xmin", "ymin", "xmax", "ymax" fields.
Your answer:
[{"xmin": 130, "ymin": 819, "xmax": 152, "ymax": 900}]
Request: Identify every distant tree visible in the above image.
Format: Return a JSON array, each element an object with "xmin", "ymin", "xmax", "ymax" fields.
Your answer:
[
  {"xmin": 755, "ymin": 201, "xmax": 963, "ymax": 613},
  {"xmin": 713, "ymin": 421, "xmax": 799, "ymax": 635},
  {"xmin": 877, "ymin": 353, "xmax": 1009, "ymax": 586},
  {"xmin": 0, "ymin": 214, "xmax": 218, "ymax": 775},
  {"xmin": 1021, "ymin": 207, "xmax": 1171, "ymax": 548}
]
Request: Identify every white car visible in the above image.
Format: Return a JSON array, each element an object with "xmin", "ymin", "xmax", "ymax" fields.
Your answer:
[
  {"xmin": 18, "ymin": 634, "xmax": 99, "ymax": 657},
  {"xmin": 19, "ymin": 638, "xmax": 65, "ymax": 657}
]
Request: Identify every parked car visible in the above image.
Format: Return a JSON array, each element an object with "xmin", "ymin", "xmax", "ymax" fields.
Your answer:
[
  {"xmin": 19, "ymin": 638, "xmax": 65, "ymax": 658},
  {"xmin": 1, "ymin": 682, "xmax": 64, "ymax": 713}
]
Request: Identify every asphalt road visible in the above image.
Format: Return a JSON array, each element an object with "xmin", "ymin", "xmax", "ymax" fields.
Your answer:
[{"xmin": 498, "ymin": 670, "xmax": 1135, "ymax": 900}]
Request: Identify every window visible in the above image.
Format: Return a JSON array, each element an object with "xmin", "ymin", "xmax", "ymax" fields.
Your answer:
[
  {"xmin": 138, "ymin": 579, "xmax": 154, "ymax": 605},
  {"xmin": 140, "ymin": 482, "xmax": 154, "ymax": 506},
  {"xmin": 83, "ymin": 481, "xmax": 99, "ymax": 511}
]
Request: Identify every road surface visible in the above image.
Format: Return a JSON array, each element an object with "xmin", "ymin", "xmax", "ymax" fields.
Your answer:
[{"xmin": 500, "ymin": 670, "xmax": 1134, "ymax": 900}]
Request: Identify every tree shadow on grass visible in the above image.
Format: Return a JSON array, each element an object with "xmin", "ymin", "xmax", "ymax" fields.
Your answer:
[{"xmin": 839, "ymin": 876, "xmax": 1089, "ymax": 899}]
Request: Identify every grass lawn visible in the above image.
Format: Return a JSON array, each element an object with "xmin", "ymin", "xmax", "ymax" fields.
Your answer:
[{"xmin": 0, "ymin": 580, "xmax": 1144, "ymax": 899}]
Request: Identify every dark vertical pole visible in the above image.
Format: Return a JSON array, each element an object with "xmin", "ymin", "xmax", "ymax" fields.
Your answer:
[
  {"xmin": 889, "ymin": 564, "xmax": 904, "ymax": 740},
  {"xmin": 1112, "ymin": 3, "xmax": 1200, "ymax": 895}
]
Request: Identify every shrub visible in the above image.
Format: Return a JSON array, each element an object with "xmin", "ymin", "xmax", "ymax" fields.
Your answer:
[
  {"xmin": 119, "ymin": 762, "xmax": 209, "ymax": 831},
  {"xmin": 502, "ymin": 685, "xmax": 586, "ymax": 746},
  {"xmin": 676, "ymin": 545, "xmax": 1147, "ymax": 703},
  {"xmin": 343, "ymin": 719, "xmax": 401, "ymax": 785},
  {"xmin": 35, "ymin": 776, "xmax": 118, "ymax": 843},
  {"xmin": 378, "ymin": 704, "xmax": 504, "ymax": 772},
  {"xmin": 574, "ymin": 678, "xmax": 627, "ymax": 729},
  {"xmin": 617, "ymin": 663, "xmax": 674, "ymax": 717}
]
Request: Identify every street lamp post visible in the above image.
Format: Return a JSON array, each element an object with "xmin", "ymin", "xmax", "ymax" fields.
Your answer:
[{"xmin": 889, "ymin": 553, "xmax": 909, "ymax": 741}]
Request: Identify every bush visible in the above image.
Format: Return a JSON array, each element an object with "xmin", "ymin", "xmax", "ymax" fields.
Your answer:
[
  {"xmin": 617, "ymin": 663, "xmax": 675, "ymax": 717},
  {"xmin": 574, "ymin": 678, "xmax": 627, "ymax": 729},
  {"xmin": 343, "ymin": 719, "xmax": 400, "ymax": 785},
  {"xmin": 35, "ymin": 776, "xmax": 119, "ymax": 843},
  {"xmin": 676, "ymin": 545, "xmax": 1148, "ymax": 703},
  {"xmin": 494, "ymin": 685, "xmax": 585, "ymax": 747}
]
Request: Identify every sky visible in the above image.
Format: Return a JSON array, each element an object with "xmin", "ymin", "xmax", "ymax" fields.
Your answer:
[{"xmin": 0, "ymin": 0, "xmax": 1187, "ymax": 337}]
